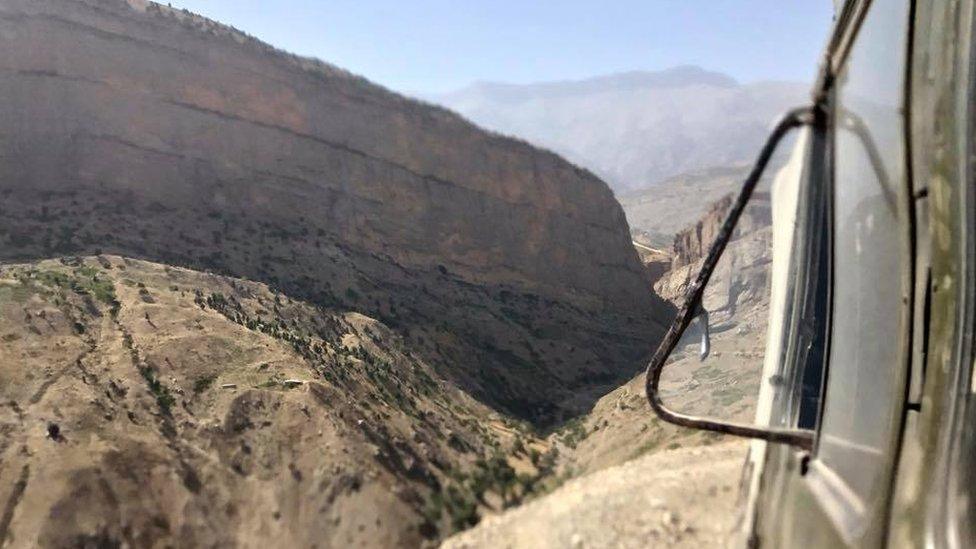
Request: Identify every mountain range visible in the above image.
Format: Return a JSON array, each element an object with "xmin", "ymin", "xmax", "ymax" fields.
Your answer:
[{"xmin": 433, "ymin": 66, "xmax": 808, "ymax": 193}]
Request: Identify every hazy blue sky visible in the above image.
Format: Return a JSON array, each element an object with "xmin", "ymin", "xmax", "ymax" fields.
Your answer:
[{"xmin": 167, "ymin": 1, "xmax": 835, "ymax": 94}]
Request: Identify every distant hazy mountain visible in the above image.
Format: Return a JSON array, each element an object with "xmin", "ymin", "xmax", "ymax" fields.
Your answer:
[{"xmin": 433, "ymin": 66, "xmax": 808, "ymax": 192}]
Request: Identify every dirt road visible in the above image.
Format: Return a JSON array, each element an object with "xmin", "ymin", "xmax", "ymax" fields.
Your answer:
[{"xmin": 442, "ymin": 441, "xmax": 748, "ymax": 549}]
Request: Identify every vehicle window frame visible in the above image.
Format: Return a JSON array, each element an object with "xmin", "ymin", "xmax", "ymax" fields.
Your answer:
[
  {"xmin": 772, "ymin": 110, "xmax": 833, "ymax": 434},
  {"xmin": 944, "ymin": 3, "xmax": 976, "ymax": 543},
  {"xmin": 803, "ymin": 0, "xmax": 916, "ymax": 542}
]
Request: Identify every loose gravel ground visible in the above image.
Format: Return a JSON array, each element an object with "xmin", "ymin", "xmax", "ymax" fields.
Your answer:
[{"xmin": 442, "ymin": 441, "xmax": 749, "ymax": 549}]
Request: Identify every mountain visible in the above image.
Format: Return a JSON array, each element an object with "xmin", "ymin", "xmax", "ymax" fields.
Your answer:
[
  {"xmin": 0, "ymin": 0, "xmax": 671, "ymax": 427},
  {"xmin": 450, "ymin": 67, "xmax": 738, "ymax": 103},
  {"xmin": 433, "ymin": 67, "xmax": 808, "ymax": 192}
]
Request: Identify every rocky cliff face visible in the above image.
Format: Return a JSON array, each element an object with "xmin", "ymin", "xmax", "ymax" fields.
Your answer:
[
  {"xmin": 669, "ymin": 192, "xmax": 770, "ymax": 270},
  {"xmin": 659, "ymin": 191, "xmax": 771, "ymax": 301},
  {"xmin": 0, "ymin": 0, "xmax": 670, "ymax": 423}
]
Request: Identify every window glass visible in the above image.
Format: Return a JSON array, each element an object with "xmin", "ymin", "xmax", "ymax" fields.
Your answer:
[
  {"xmin": 785, "ymin": 129, "xmax": 830, "ymax": 431},
  {"xmin": 761, "ymin": 127, "xmax": 830, "ymax": 433},
  {"xmin": 818, "ymin": 0, "xmax": 911, "ymax": 504}
]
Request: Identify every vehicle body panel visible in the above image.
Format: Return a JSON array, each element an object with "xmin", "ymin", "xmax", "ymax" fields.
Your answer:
[
  {"xmin": 889, "ymin": 1, "xmax": 976, "ymax": 547},
  {"xmin": 647, "ymin": 0, "xmax": 976, "ymax": 546}
]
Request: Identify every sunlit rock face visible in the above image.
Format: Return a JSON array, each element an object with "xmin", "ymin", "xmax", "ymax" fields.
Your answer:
[
  {"xmin": 0, "ymin": 0, "xmax": 671, "ymax": 423},
  {"xmin": 656, "ymin": 191, "xmax": 772, "ymax": 311}
]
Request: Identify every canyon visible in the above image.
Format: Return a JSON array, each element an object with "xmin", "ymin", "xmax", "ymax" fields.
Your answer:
[
  {"xmin": 443, "ymin": 181, "xmax": 777, "ymax": 549},
  {"xmin": 0, "ymin": 1, "xmax": 783, "ymax": 547},
  {"xmin": 0, "ymin": 0, "xmax": 679, "ymax": 546},
  {"xmin": 0, "ymin": 0, "xmax": 671, "ymax": 426}
]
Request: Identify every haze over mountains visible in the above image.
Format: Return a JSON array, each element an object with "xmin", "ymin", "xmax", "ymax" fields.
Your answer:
[{"xmin": 434, "ymin": 66, "xmax": 808, "ymax": 193}]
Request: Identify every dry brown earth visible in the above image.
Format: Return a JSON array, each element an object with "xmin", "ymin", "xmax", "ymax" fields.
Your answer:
[
  {"xmin": 0, "ymin": 256, "xmax": 552, "ymax": 547},
  {"xmin": 442, "ymin": 441, "xmax": 748, "ymax": 549}
]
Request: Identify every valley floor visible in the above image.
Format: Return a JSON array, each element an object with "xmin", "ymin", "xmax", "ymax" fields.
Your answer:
[{"xmin": 443, "ymin": 440, "xmax": 748, "ymax": 548}]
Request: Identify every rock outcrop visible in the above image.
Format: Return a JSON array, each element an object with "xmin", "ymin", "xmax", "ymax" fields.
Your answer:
[
  {"xmin": 657, "ymin": 192, "xmax": 771, "ymax": 303},
  {"xmin": 0, "ymin": 0, "xmax": 670, "ymax": 424},
  {"xmin": 669, "ymin": 192, "xmax": 770, "ymax": 269}
]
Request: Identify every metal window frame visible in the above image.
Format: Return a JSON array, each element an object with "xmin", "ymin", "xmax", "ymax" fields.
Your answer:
[{"xmin": 643, "ymin": 106, "xmax": 822, "ymax": 451}]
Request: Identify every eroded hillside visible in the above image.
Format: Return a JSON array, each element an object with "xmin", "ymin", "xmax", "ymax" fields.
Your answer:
[{"xmin": 0, "ymin": 256, "xmax": 557, "ymax": 547}]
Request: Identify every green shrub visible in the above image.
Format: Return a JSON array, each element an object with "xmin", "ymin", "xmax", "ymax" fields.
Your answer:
[
  {"xmin": 140, "ymin": 365, "xmax": 175, "ymax": 414},
  {"xmin": 193, "ymin": 375, "xmax": 216, "ymax": 394}
]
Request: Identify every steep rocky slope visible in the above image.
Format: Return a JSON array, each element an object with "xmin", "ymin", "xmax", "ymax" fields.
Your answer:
[
  {"xmin": 0, "ymin": 0, "xmax": 670, "ymax": 424},
  {"xmin": 0, "ymin": 256, "xmax": 555, "ymax": 546}
]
